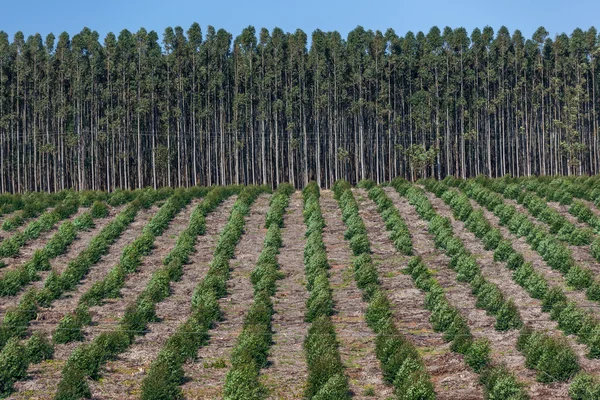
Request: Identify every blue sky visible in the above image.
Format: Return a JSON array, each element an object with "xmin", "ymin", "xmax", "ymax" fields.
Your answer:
[{"xmin": 1, "ymin": 0, "xmax": 598, "ymax": 42}]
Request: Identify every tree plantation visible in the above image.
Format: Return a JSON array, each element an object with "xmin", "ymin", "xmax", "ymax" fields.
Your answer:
[
  {"xmin": 0, "ymin": 24, "xmax": 600, "ymax": 192},
  {"xmin": 0, "ymin": 175, "xmax": 600, "ymax": 399}
]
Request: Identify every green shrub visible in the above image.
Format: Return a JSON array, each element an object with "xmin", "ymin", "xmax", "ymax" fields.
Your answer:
[
  {"xmin": 0, "ymin": 338, "xmax": 29, "ymax": 397},
  {"xmin": 569, "ymin": 373, "xmax": 600, "ymax": 400},
  {"xmin": 495, "ymin": 299, "xmax": 522, "ymax": 331},
  {"xmin": 465, "ymin": 338, "xmax": 491, "ymax": 372},
  {"xmin": 90, "ymin": 201, "xmax": 109, "ymax": 218},
  {"xmin": 393, "ymin": 358, "xmax": 435, "ymax": 400},
  {"xmin": 480, "ymin": 365, "xmax": 528, "ymax": 400},
  {"xmin": 493, "ymin": 240, "xmax": 514, "ymax": 262},
  {"xmin": 517, "ymin": 328, "xmax": 579, "ymax": 383},
  {"xmin": 25, "ymin": 332, "xmax": 54, "ymax": 363},
  {"xmin": 565, "ymin": 265, "xmax": 594, "ymax": 289}
]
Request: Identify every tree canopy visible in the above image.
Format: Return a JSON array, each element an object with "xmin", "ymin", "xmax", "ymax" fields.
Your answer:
[{"xmin": 0, "ymin": 24, "xmax": 599, "ymax": 192}]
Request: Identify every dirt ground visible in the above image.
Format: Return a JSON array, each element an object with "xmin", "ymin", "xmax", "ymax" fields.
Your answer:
[
  {"xmin": 319, "ymin": 190, "xmax": 393, "ymax": 399},
  {"xmin": 354, "ymin": 188, "xmax": 482, "ymax": 400},
  {"xmin": 90, "ymin": 196, "xmax": 238, "ymax": 399},
  {"xmin": 261, "ymin": 192, "xmax": 310, "ymax": 400},
  {"xmin": 423, "ymin": 189, "xmax": 576, "ymax": 399},
  {"xmin": 181, "ymin": 194, "xmax": 271, "ymax": 399},
  {"xmin": 0, "ymin": 206, "xmax": 88, "ymax": 275},
  {"xmin": 9, "ymin": 204, "xmax": 162, "ymax": 399},
  {"xmin": 0, "ymin": 205, "xmax": 122, "ymax": 320},
  {"xmin": 463, "ymin": 193, "xmax": 600, "ymax": 321},
  {"xmin": 8, "ymin": 186, "xmax": 600, "ymax": 400},
  {"xmin": 385, "ymin": 186, "xmax": 557, "ymax": 399},
  {"xmin": 499, "ymin": 196, "xmax": 600, "ymax": 276}
]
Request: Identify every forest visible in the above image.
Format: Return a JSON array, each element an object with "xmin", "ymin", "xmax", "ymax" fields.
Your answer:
[{"xmin": 0, "ymin": 24, "xmax": 599, "ymax": 192}]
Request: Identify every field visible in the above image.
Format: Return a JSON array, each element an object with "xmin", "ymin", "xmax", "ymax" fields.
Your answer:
[{"xmin": 0, "ymin": 176, "xmax": 599, "ymax": 399}]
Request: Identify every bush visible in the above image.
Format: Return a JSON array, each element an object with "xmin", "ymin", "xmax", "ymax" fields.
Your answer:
[
  {"xmin": 569, "ymin": 373, "xmax": 600, "ymax": 400},
  {"xmin": 90, "ymin": 201, "xmax": 110, "ymax": 218},
  {"xmin": 393, "ymin": 358, "xmax": 435, "ymax": 400},
  {"xmin": 495, "ymin": 299, "xmax": 523, "ymax": 331},
  {"xmin": 517, "ymin": 328, "xmax": 579, "ymax": 382},
  {"xmin": 0, "ymin": 338, "xmax": 29, "ymax": 397},
  {"xmin": 480, "ymin": 365, "xmax": 528, "ymax": 400},
  {"xmin": 465, "ymin": 338, "xmax": 491, "ymax": 372},
  {"xmin": 25, "ymin": 332, "xmax": 54, "ymax": 363}
]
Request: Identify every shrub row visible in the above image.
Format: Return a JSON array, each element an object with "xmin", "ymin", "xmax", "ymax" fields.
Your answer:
[
  {"xmin": 1, "ymin": 193, "xmax": 58, "ymax": 232},
  {"xmin": 368, "ymin": 186, "xmax": 412, "ymax": 255},
  {"xmin": 0, "ymin": 332, "xmax": 54, "ymax": 397},
  {"xmin": 407, "ymin": 256, "xmax": 527, "ymax": 398},
  {"xmin": 336, "ymin": 182, "xmax": 434, "ymax": 399},
  {"xmin": 0, "ymin": 188, "xmax": 169, "ymax": 353},
  {"xmin": 446, "ymin": 181, "xmax": 600, "ymax": 364},
  {"xmin": 138, "ymin": 186, "xmax": 265, "ymax": 400},
  {"xmin": 517, "ymin": 327, "xmax": 580, "ymax": 382},
  {"xmin": 55, "ymin": 186, "xmax": 240, "ymax": 400},
  {"xmin": 0, "ymin": 203, "xmax": 110, "ymax": 297},
  {"xmin": 223, "ymin": 183, "xmax": 293, "ymax": 399},
  {"xmin": 486, "ymin": 180, "xmax": 594, "ymax": 246},
  {"xmin": 458, "ymin": 181, "xmax": 600, "ymax": 306},
  {"xmin": 301, "ymin": 182, "xmax": 349, "ymax": 399},
  {"xmin": 0, "ymin": 198, "xmax": 81, "ymax": 258},
  {"xmin": 0, "ymin": 193, "xmax": 30, "ymax": 218},
  {"xmin": 53, "ymin": 188, "xmax": 199, "ymax": 344},
  {"xmin": 522, "ymin": 175, "xmax": 600, "ymax": 237},
  {"xmin": 428, "ymin": 181, "xmax": 586, "ymax": 383},
  {"xmin": 395, "ymin": 181, "xmax": 535, "ymax": 397},
  {"xmin": 405, "ymin": 182, "xmax": 522, "ymax": 332}
]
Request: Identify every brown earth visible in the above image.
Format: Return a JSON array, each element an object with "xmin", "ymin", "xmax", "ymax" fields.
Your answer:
[
  {"xmin": 354, "ymin": 188, "xmax": 482, "ymax": 400},
  {"xmin": 181, "ymin": 194, "xmax": 271, "ymax": 399},
  {"xmin": 8, "ymin": 201, "xmax": 188, "ymax": 399},
  {"xmin": 90, "ymin": 196, "xmax": 238, "ymax": 399},
  {"xmin": 461, "ymin": 193, "xmax": 600, "ymax": 320},
  {"xmin": 261, "ymin": 191, "xmax": 310, "ymax": 400},
  {"xmin": 0, "ymin": 205, "xmax": 122, "ymax": 320},
  {"xmin": 384, "ymin": 187, "xmax": 541, "ymax": 398},
  {"xmin": 0, "ymin": 206, "xmax": 89, "ymax": 274},
  {"xmin": 499, "ymin": 196, "xmax": 600, "ymax": 276},
  {"xmin": 319, "ymin": 190, "xmax": 393, "ymax": 399},
  {"xmin": 423, "ymin": 189, "xmax": 579, "ymax": 399}
]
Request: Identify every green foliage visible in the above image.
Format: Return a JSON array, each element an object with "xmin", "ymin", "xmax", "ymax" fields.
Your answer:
[
  {"xmin": 569, "ymin": 373, "xmax": 600, "ymax": 400},
  {"xmin": 393, "ymin": 357, "xmax": 436, "ymax": 400},
  {"xmin": 140, "ymin": 186, "xmax": 262, "ymax": 399},
  {"xmin": 0, "ymin": 338, "xmax": 28, "ymax": 397},
  {"xmin": 90, "ymin": 201, "xmax": 109, "ymax": 219},
  {"xmin": 479, "ymin": 365, "xmax": 528, "ymax": 400},
  {"xmin": 304, "ymin": 316, "xmax": 349, "ymax": 399},
  {"xmin": 517, "ymin": 327, "xmax": 580, "ymax": 382},
  {"xmin": 0, "ymin": 199, "xmax": 79, "ymax": 258},
  {"xmin": 25, "ymin": 332, "xmax": 54, "ymax": 364},
  {"xmin": 465, "ymin": 338, "xmax": 491, "ymax": 372}
]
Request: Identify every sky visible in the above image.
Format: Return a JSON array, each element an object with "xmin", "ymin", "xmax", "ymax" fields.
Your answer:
[{"xmin": 0, "ymin": 0, "xmax": 598, "ymax": 43}]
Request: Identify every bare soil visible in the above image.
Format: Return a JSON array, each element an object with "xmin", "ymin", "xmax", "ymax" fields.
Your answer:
[
  {"xmin": 0, "ymin": 205, "xmax": 122, "ymax": 320},
  {"xmin": 424, "ymin": 190, "xmax": 583, "ymax": 399},
  {"xmin": 9, "ymin": 204, "xmax": 160, "ymax": 399},
  {"xmin": 261, "ymin": 192, "xmax": 309, "ymax": 400},
  {"xmin": 355, "ymin": 188, "xmax": 482, "ymax": 400},
  {"xmin": 319, "ymin": 190, "xmax": 393, "ymax": 399},
  {"xmin": 384, "ymin": 187, "xmax": 541, "ymax": 398},
  {"xmin": 90, "ymin": 196, "xmax": 238, "ymax": 399},
  {"xmin": 463, "ymin": 194, "xmax": 600, "ymax": 320},
  {"xmin": 500, "ymin": 196, "xmax": 600, "ymax": 276},
  {"xmin": 181, "ymin": 194, "xmax": 271, "ymax": 399},
  {"xmin": 0, "ymin": 206, "xmax": 89, "ymax": 274}
]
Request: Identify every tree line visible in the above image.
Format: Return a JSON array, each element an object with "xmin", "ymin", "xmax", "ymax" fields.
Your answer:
[{"xmin": 0, "ymin": 23, "xmax": 599, "ymax": 192}]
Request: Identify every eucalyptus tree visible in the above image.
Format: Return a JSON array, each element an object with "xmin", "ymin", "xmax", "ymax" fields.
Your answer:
[{"xmin": 0, "ymin": 23, "xmax": 599, "ymax": 191}]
